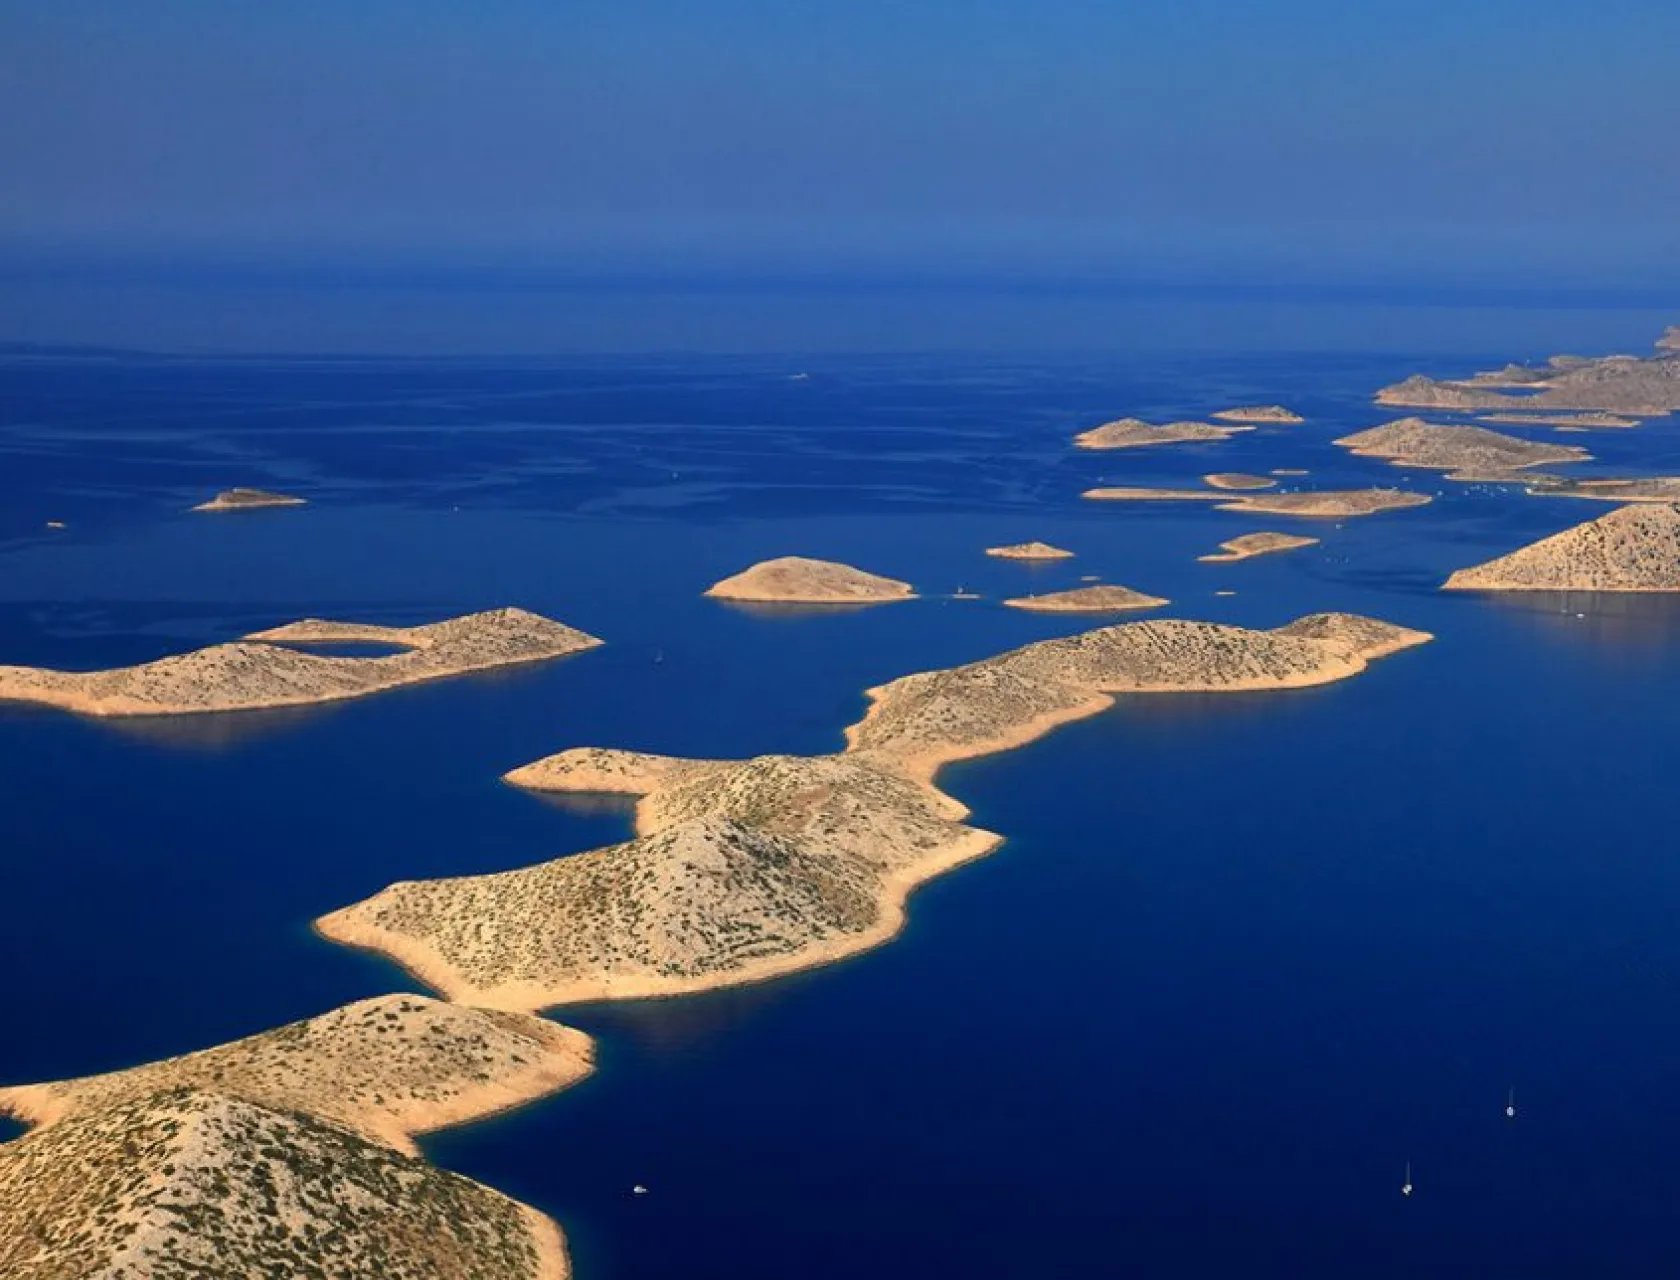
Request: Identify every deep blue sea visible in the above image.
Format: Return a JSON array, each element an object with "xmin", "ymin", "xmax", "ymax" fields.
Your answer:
[{"xmin": 5, "ymin": 312, "xmax": 1680, "ymax": 1277}]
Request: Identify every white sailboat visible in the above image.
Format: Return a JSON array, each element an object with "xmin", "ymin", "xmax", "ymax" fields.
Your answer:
[
  {"xmin": 1506, "ymin": 1087, "xmax": 1516, "ymax": 1119},
  {"xmin": 1401, "ymin": 1161, "xmax": 1413, "ymax": 1197}
]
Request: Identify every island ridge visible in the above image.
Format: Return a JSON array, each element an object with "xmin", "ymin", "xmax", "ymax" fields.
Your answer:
[
  {"xmin": 1002, "ymin": 585, "xmax": 1168, "ymax": 613},
  {"xmin": 1444, "ymin": 503, "xmax": 1680, "ymax": 592}
]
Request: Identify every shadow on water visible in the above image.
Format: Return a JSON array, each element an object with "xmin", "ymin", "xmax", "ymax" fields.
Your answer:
[
  {"xmin": 529, "ymin": 790, "xmax": 641, "ymax": 821},
  {"xmin": 94, "ymin": 704, "xmax": 338, "ymax": 752},
  {"xmin": 705, "ymin": 599, "xmax": 901, "ymax": 620}
]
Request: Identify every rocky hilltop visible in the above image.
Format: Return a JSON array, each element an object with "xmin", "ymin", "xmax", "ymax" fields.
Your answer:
[
  {"xmin": 1074, "ymin": 418, "xmax": 1251, "ymax": 450},
  {"xmin": 1203, "ymin": 473, "xmax": 1277, "ymax": 491},
  {"xmin": 1335, "ymin": 418, "xmax": 1589, "ymax": 476},
  {"xmin": 1003, "ymin": 585, "xmax": 1168, "ymax": 613},
  {"xmin": 704, "ymin": 556, "xmax": 914, "ymax": 604},
  {"xmin": 191, "ymin": 487, "xmax": 307, "ymax": 512},
  {"xmin": 0, "ymin": 995, "xmax": 590, "ymax": 1280},
  {"xmin": 318, "ymin": 613, "xmax": 1429, "ymax": 1012},
  {"xmin": 0, "ymin": 607, "xmax": 600, "ymax": 717},
  {"xmin": 1198, "ymin": 532, "xmax": 1319, "ymax": 563},
  {"xmin": 1376, "ymin": 327, "xmax": 1680, "ymax": 416},
  {"xmin": 986, "ymin": 541, "xmax": 1074, "ymax": 560},
  {"xmin": 1444, "ymin": 503, "xmax": 1680, "ymax": 592}
]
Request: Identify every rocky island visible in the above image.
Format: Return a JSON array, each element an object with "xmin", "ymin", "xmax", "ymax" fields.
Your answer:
[
  {"xmin": 1335, "ymin": 417, "xmax": 1589, "ymax": 477},
  {"xmin": 1002, "ymin": 585, "xmax": 1168, "ymax": 613},
  {"xmin": 317, "ymin": 612, "xmax": 1429, "ymax": 1013},
  {"xmin": 1444, "ymin": 503, "xmax": 1680, "ymax": 592},
  {"xmin": 191, "ymin": 487, "xmax": 308, "ymax": 512},
  {"xmin": 0, "ymin": 607, "xmax": 601, "ymax": 717},
  {"xmin": 1198, "ymin": 532, "xmax": 1320, "ymax": 562},
  {"xmin": 1376, "ymin": 327, "xmax": 1680, "ymax": 416},
  {"xmin": 986, "ymin": 541, "xmax": 1075, "ymax": 560},
  {"xmin": 704, "ymin": 556, "xmax": 915, "ymax": 604},
  {"xmin": 0, "ymin": 995, "xmax": 592, "ymax": 1280},
  {"xmin": 1074, "ymin": 417, "xmax": 1252, "ymax": 450},
  {"xmin": 1203, "ymin": 473, "xmax": 1278, "ymax": 491},
  {"xmin": 1211, "ymin": 406, "xmax": 1303, "ymax": 424}
]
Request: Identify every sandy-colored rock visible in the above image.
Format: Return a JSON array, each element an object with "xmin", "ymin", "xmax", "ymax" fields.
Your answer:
[
  {"xmin": 1198, "ymin": 532, "xmax": 1320, "ymax": 562},
  {"xmin": 1336, "ymin": 418, "xmax": 1589, "ymax": 474},
  {"xmin": 1211, "ymin": 405, "xmax": 1303, "ymax": 424},
  {"xmin": 192, "ymin": 487, "xmax": 307, "ymax": 512},
  {"xmin": 1083, "ymin": 485, "xmax": 1431, "ymax": 519},
  {"xmin": 0, "ymin": 608, "xmax": 600, "ymax": 718},
  {"xmin": 1230, "ymin": 488, "xmax": 1433, "ymax": 518},
  {"xmin": 1444, "ymin": 503, "xmax": 1680, "ymax": 592},
  {"xmin": 986, "ymin": 541, "xmax": 1075, "ymax": 560},
  {"xmin": 704, "ymin": 556, "xmax": 914, "ymax": 604},
  {"xmin": 1203, "ymin": 473, "xmax": 1278, "ymax": 491},
  {"xmin": 0, "ymin": 996, "xmax": 588, "ymax": 1280},
  {"xmin": 1002, "ymin": 585, "xmax": 1168, "ymax": 613},
  {"xmin": 319, "ymin": 613, "xmax": 1428, "ymax": 1013},
  {"xmin": 1074, "ymin": 418, "xmax": 1252, "ymax": 450}
]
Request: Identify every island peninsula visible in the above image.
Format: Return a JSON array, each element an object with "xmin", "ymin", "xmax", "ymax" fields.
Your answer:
[
  {"xmin": 1198, "ymin": 532, "xmax": 1319, "ymax": 563},
  {"xmin": 1074, "ymin": 417, "xmax": 1252, "ymax": 450},
  {"xmin": 0, "ymin": 607, "xmax": 601, "ymax": 717},
  {"xmin": 986, "ymin": 541, "xmax": 1075, "ymax": 560},
  {"xmin": 1376, "ymin": 326, "xmax": 1680, "ymax": 416},
  {"xmin": 317, "ymin": 611, "xmax": 1430, "ymax": 1013},
  {"xmin": 704, "ymin": 556, "xmax": 914, "ymax": 604},
  {"xmin": 1444, "ymin": 503, "xmax": 1680, "ymax": 592},
  {"xmin": 0, "ymin": 995, "xmax": 591, "ymax": 1280},
  {"xmin": 1002, "ymin": 585, "xmax": 1168, "ymax": 613},
  {"xmin": 1082, "ymin": 485, "xmax": 1431, "ymax": 519},
  {"xmin": 192, "ymin": 487, "xmax": 307, "ymax": 512},
  {"xmin": 1335, "ymin": 418, "xmax": 1589, "ymax": 477}
]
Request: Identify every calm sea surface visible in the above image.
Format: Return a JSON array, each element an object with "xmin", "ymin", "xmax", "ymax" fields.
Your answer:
[{"xmin": 4, "ymin": 317, "xmax": 1680, "ymax": 1276}]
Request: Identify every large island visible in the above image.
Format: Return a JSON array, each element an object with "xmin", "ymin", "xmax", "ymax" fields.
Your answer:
[{"xmin": 317, "ymin": 611, "xmax": 1430, "ymax": 1013}]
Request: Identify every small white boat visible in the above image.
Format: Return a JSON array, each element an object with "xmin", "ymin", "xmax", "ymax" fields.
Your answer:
[
  {"xmin": 1401, "ymin": 1162, "xmax": 1413, "ymax": 1197},
  {"xmin": 632, "ymin": 1184, "xmax": 649, "ymax": 1196},
  {"xmin": 1506, "ymin": 1088, "xmax": 1516, "ymax": 1119}
]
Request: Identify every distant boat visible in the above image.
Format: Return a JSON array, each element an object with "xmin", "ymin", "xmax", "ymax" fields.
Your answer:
[
  {"xmin": 1506, "ymin": 1088, "xmax": 1516, "ymax": 1119},
  {"xmin": 1402, "ymin": 1162, "xmax": 1413, "ymax": 1197},
  {"xmin": 632, "ymin": 1184, "xmax": 649, "ymax": 1196}
]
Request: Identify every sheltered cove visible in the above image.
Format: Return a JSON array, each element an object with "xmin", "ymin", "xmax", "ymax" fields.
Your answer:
[{"xmin": 317, "ymin": 612, "xmax": 1430, "ymax": 1014}]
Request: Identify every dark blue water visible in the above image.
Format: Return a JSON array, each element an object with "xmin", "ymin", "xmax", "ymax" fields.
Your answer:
[{"xmin": 5, "ymin": 319, "xmax": 1680, "ymax": 1276}]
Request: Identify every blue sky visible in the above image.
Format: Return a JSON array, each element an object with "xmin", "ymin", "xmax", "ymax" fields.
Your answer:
[{"xmin": 2, "ymin": 0, "xmax": 1677, "ymax": 284}]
